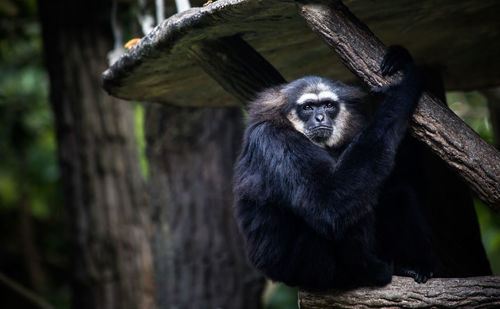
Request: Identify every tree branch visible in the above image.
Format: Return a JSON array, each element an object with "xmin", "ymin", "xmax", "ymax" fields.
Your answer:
[
  {"xmin": 0, "ymin": 272, "xmax": 55, "ymax": 309},
  {"xmin": 297, "ymin": 0, "xmax": 500, "ymax": 210},
  {"xmin": 298, "ymin": 276, "xmax": 500, "ymax": 308}
]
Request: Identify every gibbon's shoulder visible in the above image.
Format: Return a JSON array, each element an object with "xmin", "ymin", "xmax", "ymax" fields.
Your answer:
[{"xmin": 247, "ymin": 86, "xmax": 287, "ymax": 123}]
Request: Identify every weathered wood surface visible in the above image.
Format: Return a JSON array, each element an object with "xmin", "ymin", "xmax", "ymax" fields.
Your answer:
[
  {"xmin": 188, "ymin": 35, "xmax": 286, "ymax": 102},
  {"xmin": 102, "ymin": 0, "xmax": 500, "ymax": 106},
  {"xmin": 299, "ymin": 276, "xmax": 500, "ymax": 309},
  {"xmin": 102, "ymin": 0, "xmax": 299, "ymax": 106},
  {"xmin": 298, "ymin": 1, "xmax": 500, "ymax": 210}
]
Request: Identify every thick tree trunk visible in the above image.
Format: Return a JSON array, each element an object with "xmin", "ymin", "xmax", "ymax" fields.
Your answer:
[
  {"xmin": 297, "ymin": 0, "xmax": 500, "ymax": 210},
  {"xmin": 38, "ymin": 1, "xmax": 155, "ymax": 308},
  {"xmin": 145, "ymin": 104, "xmax": 265, "ymax": 309},
  {"xmin": 299, "ymin": 276, "xmax": 500, "ymax": 309},
  {"xmin": 142, "ymin": 34, "xmax": 282, "ymax": 309}
]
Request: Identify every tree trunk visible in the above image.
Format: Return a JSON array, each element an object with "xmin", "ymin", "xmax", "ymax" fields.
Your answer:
[
  {"xmin": 38, "ymin": 1, "xmax": 155, "ymax": 308},
  {"xmin": 145, "ymin": 104, "xmax": 265, "ymax": 309}
]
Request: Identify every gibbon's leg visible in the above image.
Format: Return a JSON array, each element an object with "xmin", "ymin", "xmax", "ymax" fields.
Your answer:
[
  {"xmin": 279, "ymin": 217, "xmax": 391, "ymax": 289},
  {"xmin": 376, "ymin": 184, "xmax": 437, "ymax": 283},
  {"xmin": 375, "ymin": 136, "xmax": 437, "ymax": 283}
]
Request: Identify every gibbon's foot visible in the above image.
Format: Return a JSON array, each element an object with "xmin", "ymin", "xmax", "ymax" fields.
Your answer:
[
  {"xmin": 398, "ymin": 268, "xmax": 434, "ymax": 284},
  {"xmin": 381, "ymin": 45, "xmax": 413, "ymax": 76}
]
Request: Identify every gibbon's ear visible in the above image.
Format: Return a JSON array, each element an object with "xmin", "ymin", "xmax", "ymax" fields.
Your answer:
[{"xmin": 247, "ymin": 85, "xmax": 288, "ymax": 122}]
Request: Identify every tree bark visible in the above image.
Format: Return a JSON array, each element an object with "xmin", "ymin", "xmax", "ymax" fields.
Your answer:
[
  {"xmin": 299, "ymin": 276, "xmax": 500, "ymax": 309},
  {"xmin": 297, "ymin": 0, "xmax": 500, "ymax": 210},
  {"xmin": 38, "ymin": 1, "xmax": 155, "ymax": 308},
  {"xmin": 145, "ymin": 104, "xmax": 265, "ymax": 309}
]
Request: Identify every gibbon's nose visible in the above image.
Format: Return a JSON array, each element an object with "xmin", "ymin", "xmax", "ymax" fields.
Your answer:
[{"xmin": 315, "ymin": 113, "xmax": 325, "ymax": 122}]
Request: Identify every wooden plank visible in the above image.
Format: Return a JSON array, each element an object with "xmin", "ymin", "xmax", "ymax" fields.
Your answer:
[{"xmin": 101, "ymin": 0, "xmax": 500, "ymax": 106}]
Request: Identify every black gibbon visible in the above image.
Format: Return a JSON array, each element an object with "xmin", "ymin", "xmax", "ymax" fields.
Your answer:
[{"xmin": 233, "ymin": 46, "xmax": 437, "ymax": 290}]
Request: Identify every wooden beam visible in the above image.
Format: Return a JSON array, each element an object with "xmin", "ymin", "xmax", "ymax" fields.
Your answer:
[
  {"xmin": 299, "ymin": 276, "xmax": 500, "ymax": 309},
  {"xmin": 297, "ymin": 0, "xmax": 500, "ymax": 210},
  {"xmin": 188, "ymin": 35, "xmax": 286, "ymax": 103}
]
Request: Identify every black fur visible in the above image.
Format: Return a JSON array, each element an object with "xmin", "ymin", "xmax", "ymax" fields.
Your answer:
[{"xmin": 233, "ymin": 46, "xmax": 437, "ymax": 290}]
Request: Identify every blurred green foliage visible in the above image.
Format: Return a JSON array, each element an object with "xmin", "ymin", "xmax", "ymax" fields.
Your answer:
[
  {"xmin": 448, "ymin": 91, "xmax": 494, "ymax": 144},
  {"xmin": 263, "ymin": 283, "xmax": 298, "ymax": 309},
  {"xmin": 134, "ymin": 102, "xmax": 149, "ymax": 179},
  {"xmin": 476, "ymin": 201, "xmax": 500, "ymax": 274}
]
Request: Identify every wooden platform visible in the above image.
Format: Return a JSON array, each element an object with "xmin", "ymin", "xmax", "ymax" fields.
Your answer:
[{"xmin": 102, "ymin": 0, "xmax": 500, "ymax": 107}]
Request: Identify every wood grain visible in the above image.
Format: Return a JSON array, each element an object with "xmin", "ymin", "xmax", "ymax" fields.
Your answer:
[{"xmin": 299, "ymin": 276, "xmax": 500, "ymax": 309}]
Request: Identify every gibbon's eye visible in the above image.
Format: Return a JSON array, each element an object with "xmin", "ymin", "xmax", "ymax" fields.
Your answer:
[
  {"xmin": 303, "ymin": 105, "xmax": 312, "ymax": 111},
  {"xmin": 326, "ymin": 102, "xmax": 334, "ymax": 109}
]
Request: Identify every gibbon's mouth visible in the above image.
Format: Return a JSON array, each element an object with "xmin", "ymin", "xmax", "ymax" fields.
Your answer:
[{"xmin": 307, "ymin": 126, "xmax": 333, "ymax": 141}]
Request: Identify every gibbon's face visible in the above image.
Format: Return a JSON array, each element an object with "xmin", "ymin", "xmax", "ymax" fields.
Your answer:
[
  {"xmin": 283, "ymin": 76, "xmax": 360, "ymax": 149},
  {"xmin": 295, "ymin": 92, "xmax": 339, "ymax": 144}
]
